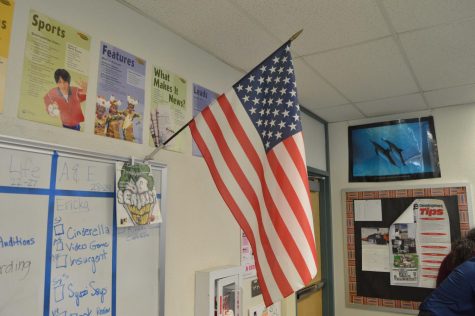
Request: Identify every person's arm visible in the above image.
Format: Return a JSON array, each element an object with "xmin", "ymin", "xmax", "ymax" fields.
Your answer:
[{"xmin": 76, "ymin": 80, "xmax": 87, "ymax": 102}]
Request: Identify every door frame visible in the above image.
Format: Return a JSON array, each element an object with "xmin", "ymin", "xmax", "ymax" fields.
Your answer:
[{"xmin": 304, "ymin": 167, "xmax": 334, "ymax": 316}]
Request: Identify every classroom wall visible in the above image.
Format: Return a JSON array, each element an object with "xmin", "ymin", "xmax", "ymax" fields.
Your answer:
[
  {"xmin": 1, "ymin": 1, "xmax": 328, "ymax": 315},
  {"xmin": 2, "ymin": 1, "xmax": 242, "ymax": 316},
  {"xmin": 329, "ymin": 104, "xmax": 475, "ymax": 316}
]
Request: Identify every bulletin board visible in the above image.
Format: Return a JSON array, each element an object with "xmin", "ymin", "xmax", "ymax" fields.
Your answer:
[
  {"xmin": 0, "ymin": 135, "xmax": 167, "ymax": 316},
  {"xmin": 343, "ymin": 184, "xmax": 472, "ymax": 314}
]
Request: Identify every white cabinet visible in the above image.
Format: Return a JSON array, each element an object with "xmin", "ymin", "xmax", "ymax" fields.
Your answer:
[{"xmin": 195, "ymin": 266, "xmax": 243, "ymax": 316}]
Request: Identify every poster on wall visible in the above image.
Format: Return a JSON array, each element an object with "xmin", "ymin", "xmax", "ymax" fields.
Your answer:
[
  {"xmin": 192, "ymin": 83, "xmax": 218, "ymax": 157},
  {"xmin": 0, "ymin": 0, "xmax": 15, "ymax": 113},
  {"xmin": 390, "ymin": 199, "xmax": 451, "ymax": 288},
  {"xmin": 115, "ymin": 161, "xmax": 162, "ymax": 227},
  {"xmin": 361, "ymin": 227, "xmax": 390, "ymax": 272},
  {"xmin": 241, "ymin": 230, "xmax": 256, "ymax": 278},
  {"xmin": 95, "ymin": 42, "xmax": 145, "ymax": 143},
  {"xmin": 348, "ymin": 116, "xmax": 441, "ymax": 182},
  {"xmin": 150, "ymin": 65, "xmax": 187, "ymax": 152},
  {"xmin": 18, "ymin": 10, "xmax": 90, "ymax": 131}
]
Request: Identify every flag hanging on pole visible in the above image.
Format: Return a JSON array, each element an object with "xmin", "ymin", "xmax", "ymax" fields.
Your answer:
[{"xmin": 189, "ymin": 41, "xmax": 317, "ymax": 306}]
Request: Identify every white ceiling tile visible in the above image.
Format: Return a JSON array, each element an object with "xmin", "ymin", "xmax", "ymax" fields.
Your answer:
[
  {"xmin": 233, "ymin": 0, "xmax": 390, "ymax": 54},
  {"xmin": 400, "ymin": 19, "xmax": 475, "ymax": 91},
  {"xmin": 305, "ymin": 38, "xmax": 418, "ymax": 102},
  {"xmin": 122, "ymin": 0, "xmax": 280, "ymax": 71},
  {"xmin": 424, "ymin": 84, "xmax": 475, "ymax": 108},
  {"xmin": 312, "ymin": 104, "xmax": 365, "ymax": 123},
  {"xmin": 383, "ymin": 0, "xmax": 475, "ymax": 33},
  {"xmin": 293, "ymin": 58, "xmax": 347, "ymax": 109},
  {"xmin": 356, "ymin": 93, "xmax": 427, "ymax": 117}
]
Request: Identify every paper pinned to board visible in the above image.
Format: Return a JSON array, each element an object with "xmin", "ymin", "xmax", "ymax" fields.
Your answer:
[
  {"xmin": 354, "ymin": 199, "xmax": 382, "ymax": 221},
  {"xmin": 389, "ymin": 199, "xmax": 451, "ymax": 288}
]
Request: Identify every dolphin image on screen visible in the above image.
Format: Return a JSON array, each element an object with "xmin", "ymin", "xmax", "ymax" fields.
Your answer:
[
  {"xmin": 371, "ymin": 140, "xmax": 397, "ymax": 166},
  {"xmin": 382, "ymin": 138, "xmax": 406, "ymax": 166}
]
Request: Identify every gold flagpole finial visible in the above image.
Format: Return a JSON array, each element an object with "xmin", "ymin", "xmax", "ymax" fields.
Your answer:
[{"xmin": 290, "ymin": 29, "xmax": 303, "ymax": 42}]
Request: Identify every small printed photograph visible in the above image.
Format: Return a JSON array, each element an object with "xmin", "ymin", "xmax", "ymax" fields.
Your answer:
[
  {"xmin": 361, "ymin": 227, "xmax": 390, "ymax": 272},
  {"xmin": 361, "ymin": 227, "xmax": 389, "ymax": 245},
  {"xmin": 393, "ymin": 254, "xmax": 419, "ymax": 269},
  {"xmin": 391, "ymin": 223, "xmax": 417, "ymax": 254},
  {"xmin": 392, "ymin": 268, "xmax": 418, "ymax": 282}
]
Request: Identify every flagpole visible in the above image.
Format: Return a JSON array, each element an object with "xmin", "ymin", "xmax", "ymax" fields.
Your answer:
[{"xmin": 144, "ymin": 29, "xmax": 304, "ymax": 161}]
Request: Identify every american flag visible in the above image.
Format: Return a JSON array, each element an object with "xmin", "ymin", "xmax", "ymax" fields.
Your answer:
[{"xmin": 189, "ymin": 42, "xmax": 317, "ymax": 306}]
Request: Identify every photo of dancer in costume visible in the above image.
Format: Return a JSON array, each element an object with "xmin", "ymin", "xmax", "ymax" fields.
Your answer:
[
  {"xmin": 105, "ymin": 96, "xmax": 124, "ymax": 139},
  {"xmin": 122, "ymin": 96, "xmax": 141, "ymax": 142},
  {"xmin": 94, "ymin": 96, "xmax": 109, "ymax": 136}
]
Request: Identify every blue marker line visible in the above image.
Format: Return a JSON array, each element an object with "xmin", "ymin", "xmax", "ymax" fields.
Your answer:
[
  {"xmin": 55, "ymin": 189, "xmax": 114, "ymax": 198},
  {"xmin": 43, "ymin": 151, "xmax": 58, "ymax": 316},
  {"xmin": 0, "ymin": 186, "xmax": 50, "ymax": 195}
]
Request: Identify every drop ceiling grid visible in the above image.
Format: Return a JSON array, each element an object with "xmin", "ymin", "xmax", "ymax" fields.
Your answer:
[
  {"xmin": 399, "ymin": 18, "xmax": 475, "ymax": 92},
  {"xmin": 356, "ymin": 93, "xmax": 427, "ymax": 117},
  {"xmin": 119, "ymin": 0, "xmax": 475, "ymax": 122},
  {"xmin": 382, "ymin": 0, "xmax": 475, "ymax": 33},
  {"xmin": 232, "ymin": 0, "xmax": 391, "ymax": 56},
  {"xmin": 304, "ymin": 37, "xmax": 419, "ymax": 103},
  {"xmin": 293, "ymin": 58, "xmax": 349, "ymax": 110},
  {"xmin": 121, "ymin": 0, "xmax": 282, "ymax": 71},
  {"xmin": 424, "ymin": 83, "xmax": 475, "ymax": 109},
  {"xmin": 313, "ymin": 104, "xmax": 364, "ymax": 123}
]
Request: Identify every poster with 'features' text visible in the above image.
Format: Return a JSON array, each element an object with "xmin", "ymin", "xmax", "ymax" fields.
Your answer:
[
  {"xmin": 0, "ymin": 0, "xmax": 14, "ymax": 113},
  {"xmin": 150, "ymin": 66, "xmax": 187, "ymax": 152},
  {"xmin": 96, "ymin": 42, "xmax": 145, "ymax": 143},
  {"xmin": 18, "ymin": 10, "xmax": 90, "ymax": 131}
]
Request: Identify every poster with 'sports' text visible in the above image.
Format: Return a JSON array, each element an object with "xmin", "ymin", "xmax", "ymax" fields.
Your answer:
[{"xmin": 18, "ymin": 10, "xmax": 90, "ymax": 131}]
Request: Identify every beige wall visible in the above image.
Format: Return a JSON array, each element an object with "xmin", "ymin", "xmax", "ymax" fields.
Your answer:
[
  {"xmin": 2, "ymin": 1, "xmax": 329, "ymax": 315},
  {"xmin": 329, "ymin": 104, "xmax": 475, "ymax": 316},
  {"xmin": 2, "ymin": 1, "xmax": 242, "ymax": 315}
]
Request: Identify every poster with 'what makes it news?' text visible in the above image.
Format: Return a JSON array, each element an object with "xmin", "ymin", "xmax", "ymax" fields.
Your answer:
[
  {"xmin": 0, "ymin": 0, "xmax": 15, "ymax": 113},
  {"xmin": 18, "ymin": 10, "xmax": 90, "ymax": 131},
  {"xmin": 150, "ymin": 66, "xmax": 187, "ymax": 152}
]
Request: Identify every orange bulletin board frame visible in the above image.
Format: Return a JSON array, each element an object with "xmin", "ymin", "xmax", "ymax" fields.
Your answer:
[{"xmin": 343, "ymin": 184, "xmax": 472, "ymax": 314}]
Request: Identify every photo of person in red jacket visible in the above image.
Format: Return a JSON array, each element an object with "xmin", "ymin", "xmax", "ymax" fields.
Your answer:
[{"xmin": 43, "ymin": 68, "xmax": 87, "ymax": 131}]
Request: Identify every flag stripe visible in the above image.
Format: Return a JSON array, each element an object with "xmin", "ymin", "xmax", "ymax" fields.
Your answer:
[
  {"xmin": 267, "ymin": 149, "xmax": 315, "ymax": 282},
  {"xmin": 223, "ymin": 92, "xmax": 314, "ymax": 240},
  {"xmin": 195, "ymin": 100, "xmax": 285, "ymax": 302},
  {"xmin": 218, "ymin": 93, "xmax": 314, "ymax": 287},
  {"xmin": 212, "ymin": 96, "xmax": 305, "ymax": 293},
  {"xmin": 201, "ymin": 104, "xmax": 294, "ymax": 297},
  {"xmin": 273, "ymin": 138, "xmax": 318, "ymax": 265},
  {"xmin": 189, "ymin": 119, "xmax": 274, "ymax": 305}
]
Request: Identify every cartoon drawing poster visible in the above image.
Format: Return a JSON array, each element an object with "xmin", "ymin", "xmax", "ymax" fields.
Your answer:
[
  {"xmin": 192, "ymin": 83, "xmax": 218, "ymax": 157},
  {"xmin": 0, "ymin": 0, "xmax": 14, "ymax": 113},
  {"xmin": 18, "ymin": 10, "xmax": 90, "ymax": 130},
  {"xmin": 150, "ymin": 66, "xmax": 187, "ymax": 152},
  {"xmin": 96, "ymin": 42, "xmax": 145, "ymax": 143},
  {"xmin": 116, "ymin": 162, "xmax": 162, "ymax": 227}
]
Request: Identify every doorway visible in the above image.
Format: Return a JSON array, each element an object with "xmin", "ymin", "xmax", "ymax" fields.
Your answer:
[{"xmin": 296, "ymin": 176, "xmax": 333, "ymax": 316}]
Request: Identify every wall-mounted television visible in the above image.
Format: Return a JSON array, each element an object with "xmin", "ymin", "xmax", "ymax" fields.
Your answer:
[{"xmin": 348, "ymin": 116, "xmax": 441, "ymax": 182}]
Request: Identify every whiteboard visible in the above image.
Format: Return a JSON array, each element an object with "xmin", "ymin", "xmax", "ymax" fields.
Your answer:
[{"xmin": 0, "ymin": 138, "xmax": 166, "ymax": 316}]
